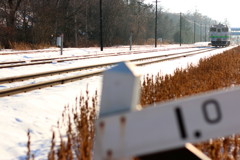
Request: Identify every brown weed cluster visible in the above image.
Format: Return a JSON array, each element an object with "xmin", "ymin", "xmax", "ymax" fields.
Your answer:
[
  {"xmin": 26, "ymin": 46, "xmax": 240, "ymax": 159},
  {"xmin": 140, "ymin": 46, "xmax": 240, "ymax": 159},
  {"xmin": 141, "ymin": 46, "xmax": 240, "ymax": 106},
  {"xmin": 49, "ymin": 91, "xmax": 97, "ymax": 160},
  {"xmin": 195, "ymin": 135, "xmax": 240, "ymax": 160},
  {"xmin": 10, "ymin": 42, "xmax": 52, "ymax": 50},
  {"xmin": 27, "ymin": 91, "xmax": 97, "ymax": 160}
]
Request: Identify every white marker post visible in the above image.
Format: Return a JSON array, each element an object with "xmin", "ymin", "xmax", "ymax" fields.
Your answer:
[
  {"xmin": 94, "ymin": 61, "xmax": 140, "ymax": 160},
  {"xmin": 99, "ymin": 61, "xmax": 140, "ymax": 118},
  {"xmin": 57, "ymin": 34, "xmax": 64, "ymax": 55},
  {"xmin": 56, "ymin": 36, "xmax": 61, "ymax": 47}
]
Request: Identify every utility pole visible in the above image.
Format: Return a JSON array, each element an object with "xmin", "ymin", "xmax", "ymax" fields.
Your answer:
[
  {"xmin": 60, "ymin": 34, "xmax": 64, "ymax": 55},
  {"xmin": 85, "ymin": 0, "xmax": 88, "ymax": 46},
  {"xmin": 99, "ymin": 0, "xmax": 103, "ymax": 51},
  {"xmin": 205, "ymin": 24, "xmax": 207, "ymax": 42},
  {"xmin": 193, "ymin": 9, "xmax": 197, "ymax": 44},
  {"xmin": 180, "ymin": 12, "xmax": 182, "ymax": 46},
  {"xmin": 194, "ymin": 20, "xmax": 196, "ymax": 43},
  {"xmin": 137, "ymin": 1, "xmax": 141, "ymax": 45},
  {"xmin": 200, "ymin": 23, "xmax": 202, "ymax": 42},
  {"xmin": 154, "ymin": 0, "xmax": 160, "ymax": 48},
  {"xmin": 130, "ymin": 32, "xmax": 133, "ymax": 50},
  {"xmin": 74, "ymin": 0, "xmax": 78, "ymax": 47}
]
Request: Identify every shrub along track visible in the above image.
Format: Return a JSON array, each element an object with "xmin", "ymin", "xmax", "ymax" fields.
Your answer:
[
  {"xmin": 0, "ymin": 47, "xmax": 217, "ymax": 97},
  {"xmin": 139, "ymin": 45, "xmax": 240, "ymax": 160}
]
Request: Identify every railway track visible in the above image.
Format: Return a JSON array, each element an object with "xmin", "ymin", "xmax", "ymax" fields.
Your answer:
[
  {"xmin": 0, "ymin": 46, "xmax": 200, "ymax": 69},
  {"xmin": 0, "ymin": 47, "xmax": 217, "ymax": 97},
  {"xmin": 0, "ymin": 46, "xmax": 191, "ymax": 56},
  {"xmin": 0, "ymin": 47, "xmax": 213, "ymax": 84}
]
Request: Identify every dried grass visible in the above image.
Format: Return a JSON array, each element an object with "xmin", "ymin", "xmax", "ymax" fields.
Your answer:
[
  {"xmin": 10, "ymin": 42, "xmax": 52, "ymax": 50},
  {"xmin": 140, "ymin": 46, "xmax": 240, "ymax": 159},
  {"xmin": 49, "ymin": 91, "xmax": 97, "ymax": 160},
  {"xmin": 141, "ymin": 46, "xmax": 240, "ymax": 106},
  {"xmin": 144, "ymin": 38, "xmax": 170, "ymax": 45},
  {"xmin": 26, "ymin": 46, "xmax": 240, "ymax": 159},
  {"xmin": 27, "ymin": 90, "xmax": 97, "ymax": 160}
]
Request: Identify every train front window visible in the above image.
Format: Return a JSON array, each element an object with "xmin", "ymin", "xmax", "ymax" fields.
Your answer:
[
  {"xmin": 210, "ymin": 28, "xmax": 216, "ymax": 32},
  {"xmin": 222, "ymin": 28, "xmax": 229, "ymax": 32},
  {"xmin": 218, "ymin": 29, "xmax": 221, "ymax": 32}
]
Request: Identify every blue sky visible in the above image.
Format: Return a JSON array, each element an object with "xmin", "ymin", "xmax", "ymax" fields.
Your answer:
[{"xmin": 144, "ymin": 0, "xmax": 240, "ymax": 27}]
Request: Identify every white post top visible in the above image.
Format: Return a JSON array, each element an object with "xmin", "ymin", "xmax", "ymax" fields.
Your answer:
[{"xmin": 99, "ymin": 61, "xmax": 140, "ymax": 118}]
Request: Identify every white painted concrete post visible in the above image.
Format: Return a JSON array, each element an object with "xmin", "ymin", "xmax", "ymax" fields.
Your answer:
[
  {"xmin": 99, "ymin": 61, "xmax": 140, "ymax": 118},
  {"xmin": 56, "ymin": 34, "xmax": 64, "ymax": 55},
  {"xmin": 56, "ymin": 36, "xmax": 61, "ymax": 47},
  {"xmin": 94, "ymin": 61, "xmax": 140, "ymax": 160}
]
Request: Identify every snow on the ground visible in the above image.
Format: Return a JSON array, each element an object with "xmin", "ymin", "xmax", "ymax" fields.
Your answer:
[{"xmin": 0, "ymin": 43, "xmax": 235, "ymax": 159}]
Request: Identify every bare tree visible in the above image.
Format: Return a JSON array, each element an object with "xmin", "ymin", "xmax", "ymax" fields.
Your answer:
[{"xmin": 0, "ymin": 0, "xmax": 23, "ymax": 48}]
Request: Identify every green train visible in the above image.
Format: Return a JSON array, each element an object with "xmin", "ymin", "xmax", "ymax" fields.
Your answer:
[{"xmin": 209, "ymin": 24, "xmax": 231, "ymax": 47}]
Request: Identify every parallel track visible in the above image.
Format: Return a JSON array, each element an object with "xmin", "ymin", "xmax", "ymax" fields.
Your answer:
[
  {"xmin": 0, "ymin": 47, "xmax": 216, "ymax": 97},
  {"xmin": 0, "ymin": 48, "xmax": 213, "ymax": 84},
  {"xmin": 0, "ymin": 46, "xmax": 200, "ymax": 69}
]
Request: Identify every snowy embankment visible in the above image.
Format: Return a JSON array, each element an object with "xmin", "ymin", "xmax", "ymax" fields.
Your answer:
[{"xmin": 0, "ymin": 44, "xmax": 234, "ymax": 159}]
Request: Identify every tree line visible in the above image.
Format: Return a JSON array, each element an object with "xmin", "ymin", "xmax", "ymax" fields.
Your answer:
[{"xmin": 0, "ymin": 0, "xmax": 218, "ymax": 49}]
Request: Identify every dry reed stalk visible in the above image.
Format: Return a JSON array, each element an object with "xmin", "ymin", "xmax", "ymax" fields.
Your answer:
[
  {"xmin": 10, "ymin": 42, "xmax": 51, "ymax": 50},
  {"xmin": 26, "ymin": 130, "xmax": 31, "ymax": 160},
  {"xmin": 140, "ymin": 46, "xmax": 240, "ymax": 159},
  {"xmin": 49, "ymin": 90, "xmax": 97, "ymax": 160},
  {"xmin": 26, "ymin": 46, "xmax": 240, "ymax": 159},
  {"xmin": 26, "ymin": 90, "xmax": 97, "ymax": 160}
]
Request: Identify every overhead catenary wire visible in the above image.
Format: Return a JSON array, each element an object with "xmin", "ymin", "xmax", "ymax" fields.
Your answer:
[
  {"xmin": 180, "ymin": 13, "xmax": 212, "ymax": 42},
  {"xmin": 181, "ymin": 15, "xmax": 209, "ymax": 27}
]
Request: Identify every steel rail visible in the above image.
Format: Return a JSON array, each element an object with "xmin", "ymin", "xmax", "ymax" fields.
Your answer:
[
  {"xmin": 0, "ymin": 48, "xmax": 216, "ymax": 97},
  {"xmin": 0, "ymin": 49, "xmax": 60, "ymax": 55},
  {"xmin": 0, "ymin": 70, "xmax": 104, "ymax": 97},
  {"xmin": 0, "ymin": 46, "xmax": 194, "ymax": 56},
  {"xmin": 136, "ymin": 48, "xmax": 216, "ymax": 66},
  {"xmin": 0, "ymin": 61, "xmax": 117, "ymax": 84},
  {"xmin": 0, "ymin": 52, "xmax": 123, "ymax": 65},
  {"xmin": 0, "ymin": 53, "xmax": 118, "ymax": 68},
  {"xmin": 0, "ymin": 48, "xmax": 214, "ymax": 84},
  {"xmin": 0, "ymin": 46, "xmax": 202, "ymax": 68}
]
